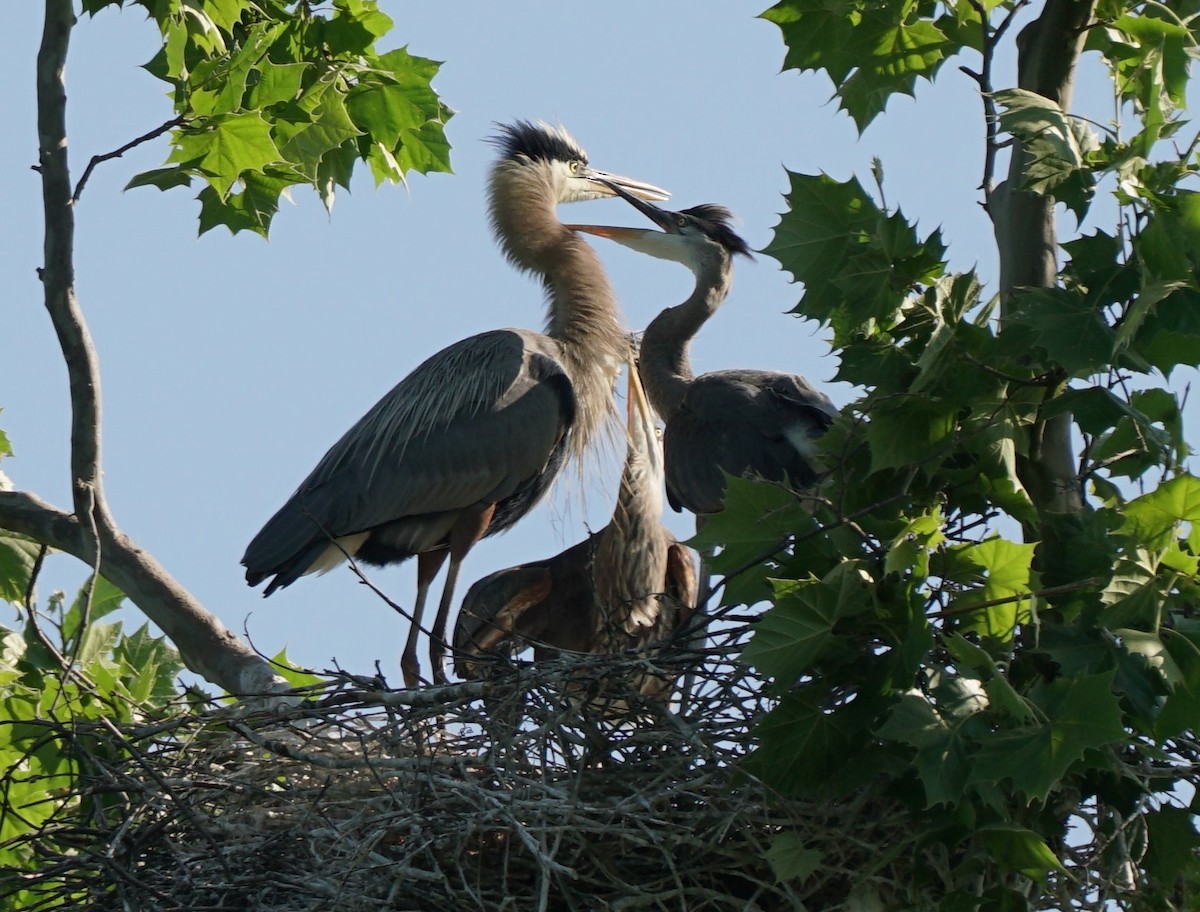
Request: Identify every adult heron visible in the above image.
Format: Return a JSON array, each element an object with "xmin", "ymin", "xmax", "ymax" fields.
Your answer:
[
  {"xmin": 568, "ymin": 185, "xmax": 838, "ymax": 517},
  {"xmin": 454, "ymin": 355, "xmax": 697, "ymax": 701},
  {"xmin": 242, "ymin": 122, "xmax": 668, "ymax": 688}
]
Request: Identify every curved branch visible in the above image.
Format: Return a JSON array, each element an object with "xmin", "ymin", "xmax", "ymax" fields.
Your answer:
[
  {"xmin": 30, "ymin": 0, "xmax": 284, "ymax": 696},
  {"xmin": 0, "ymin": 491, "xmax": 284, "ymax": 695}
]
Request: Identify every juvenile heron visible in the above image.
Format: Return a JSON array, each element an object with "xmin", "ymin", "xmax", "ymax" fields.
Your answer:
[
  {"xmin": 569, "ymin": 185, "xmax": 838, "ymax": 517},
  {"xmin": 242, "ymin": 122, "xmax": 668, "ymax": 688},
  {"xmin": 454, "ymin": 355, "xmax": 697, "ymax": 701}
]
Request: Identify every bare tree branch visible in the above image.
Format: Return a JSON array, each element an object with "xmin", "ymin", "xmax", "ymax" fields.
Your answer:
[
  {"xmin": 0, "ymin": 490, "xmax": 283, "ymax": 694},
  {"xmin": 23, "ymin": 0, "xmax": 285, "ymax": 697},
  {"xmin": 72, "ymin": 115, "xmax": 187, "ymax": 204}
]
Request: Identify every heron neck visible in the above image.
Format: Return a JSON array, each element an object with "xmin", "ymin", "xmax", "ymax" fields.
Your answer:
[
  {"xmin": 488, "ymin": 165, "xmax": 627, "ymax": 461},
  {"xmin": 639, "ymin": 256, "xmax": 732, "ymax": 421},
  {"xmin": 595, "ymin": 427, "xmax": 669, "ymax": 638}
]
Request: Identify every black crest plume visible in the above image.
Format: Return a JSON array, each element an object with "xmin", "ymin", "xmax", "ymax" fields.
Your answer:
[
  {"xmin": 681, "ymin": 204, "xmax": 754, "ymax": 260},
  {"xmin": 489, "ymin": 120, "xmax": 588, "ymax": 166}
]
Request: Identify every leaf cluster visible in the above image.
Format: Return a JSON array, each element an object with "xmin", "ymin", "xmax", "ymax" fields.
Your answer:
[
  {"xmin": 0, "ymin": 554, "xmax": 185, "ymax": 911},
  {"xmin": 87, "ymin": 0, "xmax": 453, "ymax": 235},
  {"xmin": 733, "ymin": 1, "xmax": 1200, "ymax": 906}
]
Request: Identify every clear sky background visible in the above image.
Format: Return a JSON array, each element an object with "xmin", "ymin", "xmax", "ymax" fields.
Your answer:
[{"xmin": 1, "ymin": 2, "xmax": 1171, "ymax": 684}]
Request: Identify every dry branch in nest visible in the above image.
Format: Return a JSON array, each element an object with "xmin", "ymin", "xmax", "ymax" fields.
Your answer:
[{"xmin": 4, "ymin": 623, "xmax": 910, "ymax": 912}]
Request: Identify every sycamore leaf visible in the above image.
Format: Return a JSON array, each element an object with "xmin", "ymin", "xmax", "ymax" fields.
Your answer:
[
  {"xmin": 1144, "ymin": 806, "xmax": 1200, "ymax": 884},
  {"xmin": 761, "ymin": 0, "xmax": 952, "ymax": 131},
  {"xmin": 980, "ymin": 825, "xmax": 1067, "ymax": 881},
  {"xmin": 1122, "ymin": 474, "xmax": 1200, "ymax": 550},
  {"xmin": 63, "ymin": 575, "xmax": 127, "ymax": 650},
  {"xmin": 765, "ymin": 171, "xmax": 880, "ymax": 325},
  {"xmin": 125, "ymin": 166, "xmax": 194, "ymax": 192},
  {"xmin": 1157, "ymin": 629, "xmax": 1200, "ymax": 739},
  {"xmin": 1005, "ymin": 287, "xmax": 1115, "ymax": 376},
  {"xmin": 749, "ymin": 692, "xmax": 858, "ymax": 796},
  {"xmin": 865, "ymin": 396, "xmax": 959, "ymax": 474},
  {"xmin": 969, "ymin": 672, "xmax": 1125, "ymax": 801},
  {"xmin": 767, "ymin": 832, "xmax": 823, "ymax": 884},
  {"xmin": 268, "ymin": 648, "xmax": 324, "ymax": 689},
  {"xmin": 197, "ymin": 170, "xmax": 298, "ymax": 238},
  {"xmin": 0, "ymin": 534, "xmax": 41, "ymax": 605},
  {"xmin": 877, "ymin": 690, "xmax": 977, "ymax": 806},
  {"xmin": 743, "ymin": 563, "xmax": 875, "ymax": 682},
  {"xmin": 170, "ymin": 112, "xmax": 283, "ymax": 198}
]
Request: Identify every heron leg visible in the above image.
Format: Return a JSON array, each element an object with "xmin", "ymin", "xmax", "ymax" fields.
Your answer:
[
  {"xmin": 401, "ymin": 548, "xmax": 449, "ymax": 689},
  {"xmin": 429, "ymin": 502, "xmax": 498, "ymax": 686},
  {"xmin": 679, "ymin": 515, "xmax": 712, "ymax": 714}
]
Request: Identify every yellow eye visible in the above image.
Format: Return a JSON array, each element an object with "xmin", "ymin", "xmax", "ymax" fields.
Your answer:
[
  {"xmin": 570, "ymin": 160, "xmax": 583, "ymax": 173},
  {"xmin": 676, "ymin": 216, "xmax": 688, "ymax": 228}
]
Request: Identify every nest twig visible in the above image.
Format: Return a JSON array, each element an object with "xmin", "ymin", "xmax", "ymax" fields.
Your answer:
[{"xmin": 0, "ymin": 624, "xmax": 956, "ymax": 910}]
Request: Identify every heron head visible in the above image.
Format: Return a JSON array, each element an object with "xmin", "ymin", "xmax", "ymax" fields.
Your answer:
[
  {"xmin": 565, "ymin": 179, "xmax": 753, "ymax": 271},
  {"xmin": 489, "ymin": 121, "xmax": 669, "ymax": 205}
]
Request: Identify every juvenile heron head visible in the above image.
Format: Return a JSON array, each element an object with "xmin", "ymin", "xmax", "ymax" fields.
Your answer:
[{"xmin": 565, "ymin": 179, "xmax": 753, "ymax": 271}]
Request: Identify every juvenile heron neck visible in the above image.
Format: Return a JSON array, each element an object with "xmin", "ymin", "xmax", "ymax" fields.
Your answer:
[{"xmin": 639, "ymin": 255, "xmax": 733, "ymax": 421}]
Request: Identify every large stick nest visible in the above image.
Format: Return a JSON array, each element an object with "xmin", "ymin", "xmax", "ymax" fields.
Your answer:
[{"xmin": 7, "ymin": 621, "xmax": 908, "ymax": 911}]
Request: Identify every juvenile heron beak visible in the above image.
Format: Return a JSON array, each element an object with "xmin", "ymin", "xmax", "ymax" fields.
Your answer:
[{"xmin": 565, "ymin": 176, "xmax": 677, "ymax": 241}]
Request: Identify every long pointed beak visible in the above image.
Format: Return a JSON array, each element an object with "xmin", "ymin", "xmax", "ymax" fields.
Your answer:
[
  {"xmin": 594, "ymin": 176, "xmax": 676, "ymax": 228},
  {"xmin": 564, "ymin": 224, "xmax": 659, "ymax": 243},
  {"xmin": 626, "ymin": 350, "xmax": 655, "ymax": 437},
  {"xmin": 583, "ymin": 168, "xmax": 670, "ymax": 203}
]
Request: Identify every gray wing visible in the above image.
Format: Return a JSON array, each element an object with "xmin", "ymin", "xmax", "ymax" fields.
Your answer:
[
  {"xmin": 243, "ymin": 329, "xmax": 575, "ymax": 591},
  {"xmin": 664, "ymin": 369, "xmax": 836, "ymax": 514}
]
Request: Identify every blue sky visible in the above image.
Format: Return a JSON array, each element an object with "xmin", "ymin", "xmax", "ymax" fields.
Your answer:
[{"xmin": 0, "ymin": 2, "xmax": 1153, "ymax": 683}]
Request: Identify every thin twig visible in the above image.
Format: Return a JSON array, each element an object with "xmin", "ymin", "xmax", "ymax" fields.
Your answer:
[{"xmin": 71, "ymin": 115, "xmax": 187, "ymax": 204}]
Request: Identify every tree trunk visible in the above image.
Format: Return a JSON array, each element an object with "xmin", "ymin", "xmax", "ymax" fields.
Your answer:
[{"xmin": 991, "ymin": 0, "xmax": 1097, "ymax": 520}]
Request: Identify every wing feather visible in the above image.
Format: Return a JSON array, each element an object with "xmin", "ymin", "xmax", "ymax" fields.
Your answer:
[{"xmin": 243, "ymin": 329, "xmax": 575, "ymax": 586}]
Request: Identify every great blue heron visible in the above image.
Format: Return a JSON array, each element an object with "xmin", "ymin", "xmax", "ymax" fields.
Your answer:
[
  {"xmin": 568, "ymin": 185, "xmax": 838, "ymax": 517},
  {"xmin": 241, "ymin": 122, "xmax": 668, "ymax": 688},
  {"xmin": 453, "ymin": 354, "xmax": 697, "ymax": 701}
]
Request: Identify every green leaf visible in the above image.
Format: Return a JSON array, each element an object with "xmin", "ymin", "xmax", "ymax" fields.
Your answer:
[
  {"xmin": 743, "ymin": 563, "xmax": 876, "ymax": 682},
  {"xmin": 761, "ymin": 0, "xmax": 952, "ymax": 131},
  {"xmin": 877, "ymin": 688, "xmax": 978, "ymax": 807},
  {"xmin": 748, "ymin": 691, "xmax": 858, "ymax": 797},
  {"xmin": 1143, "ymin": 806, "xmax": 1200, "ymax": 884},
  {"xmin": 766, "ymin": 831, "xmax": 823, "ymax": 884},
  {"xmin": 1157, "ymin": 629, "xmax": 1200, "ymax": 739},
  {"xmin": 268, "ymin": 648, "xmax": 323, "ymax": 689},
  {"xmin": 247, "ymin": 61, "xmax": 307, "ymax": 109},
  {"xmin": 125, "ymin": 166, "xmax": 195, "ymax": 192},
  {"xmin": 276, "ymin": 88, "xmax": 362, "ymax": 170},
  {"xmin": 865, "ymin": 396, "xmax": 959, "ymax": 474},
  {"xmin": 0, "ymin": 534, "xmax": 40, "ymax": 604},
  {"xmin": 170, "ymin": 112, "xmax": 283, "ymax": 198},
  {"xmin": 765, "ymin": 171, "xmax": 881, "ymax": 325},
  {"xmin": 197, "ymin": 169, "xmax": 298, "ymax": 237},
  {"xmin": 62, "ymin": 575, "xmax": 126, "ymax": 651},
  {"xmin": 970, "ymin": 672, "xmax": 1125, "ymax": 801},
  {"xmin": 115, "ymin": 623, "xmax": 184, "ymax": 705},
  {"xmin": 1122, "ymin": 474, "xmax": 1200, "ymax": 550},
  {"xmin": 980, "ymin": 825, "xmax": 1066, "ymax": 881},
  {"xmin": 1005, "ymin": 287, "xmax": 1115, "ymax": 376}
]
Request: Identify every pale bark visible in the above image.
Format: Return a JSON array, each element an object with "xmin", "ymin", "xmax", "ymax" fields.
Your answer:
[
  {"xmin": 16, "ymin": 0, "xmax": 286, "ymax": 696},
  {"xmin": 991, "ymin": 0, "xmax": 1097, "ymax": 518}
]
